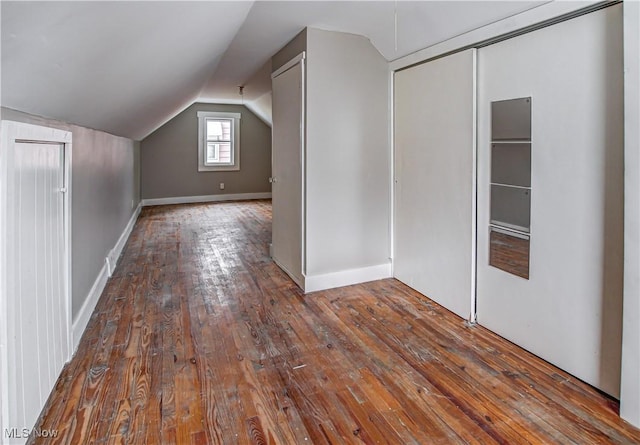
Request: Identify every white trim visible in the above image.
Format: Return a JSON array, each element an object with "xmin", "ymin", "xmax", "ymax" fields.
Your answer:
[
  {"xmin": 71, "ymin": 261, "xmax": 108, "ymax": 352},
  {"xmin": 0, "ymin": 127, "xmax": 6, "ymax": 445},
  {"xmin": 196, "ymin": 111, "xmax": 241, "ymax": 119},
  {"xmin": 271, "ymin": 51, "xmax": 306, "ymax": 79},
  {"xmin": 388, "ymin": 62, "xmax": 395, "ymax": 276},
  {"xmin": 198, "ymin": 111, "xmax": 241, "ymax": 172},
  {"xmin": 106, "ymin": 203, "xmax": 142, "ymax": 277},
  {"xmin": 470, "ymin": 48, "xmax": 478, "ymax": 324},
  {"xmin": 304, "ymin": 263, "xmax": 393, "ymax": 294},
  {"xmin": 300, "ymin": 56, "xmax": 307, "ymax": 277},
  {"xmin": 66, "ymin": 137, "xmax": 73, "ymax": 359},
  {"xmin": 0, "ymin": 123, "xmax": 11, "ymax": 444},
  {"xmin": 141, "ymin": 192, "xmax": 272, "ymax": 207}
]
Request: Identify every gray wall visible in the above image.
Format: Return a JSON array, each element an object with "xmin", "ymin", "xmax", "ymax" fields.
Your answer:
[
  {"xmin": 140, "ymin": 103, "xmax": 271, "ymax": 199},
  {"xmin": 1, "ymin": 107, "xmax": 140, "ymax": 319},
  {"xmin": 272, "ymin": 29, "xmax": 307, "ymax": 72}
]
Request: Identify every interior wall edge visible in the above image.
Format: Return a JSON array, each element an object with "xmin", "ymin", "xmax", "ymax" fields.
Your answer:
[{"xmin": 621, "ymin": 0, "xmax": 640, "ymax": 429}]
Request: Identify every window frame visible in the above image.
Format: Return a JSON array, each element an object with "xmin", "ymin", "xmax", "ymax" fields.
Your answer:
[{"xmin": 197, "ymin": 111, "xmax": 241, "ymax": 172}]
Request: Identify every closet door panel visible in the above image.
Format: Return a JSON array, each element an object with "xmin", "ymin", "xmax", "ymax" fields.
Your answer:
[
  {"xmin": 394, "ymin": 49, "xmax": 476, "ymax": 320},
  {"xmin": 476, "ymin": 5, "xmax": 624, "ymax": 397}
]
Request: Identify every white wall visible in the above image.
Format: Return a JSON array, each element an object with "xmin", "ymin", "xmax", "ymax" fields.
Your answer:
[
  {"xmin": 621, "ymin": 0, "xmax": 640, "ymax": 428},
  {"xmin": 476, "ymin": 5, "xmax": 624, "ymax": 397},
  {"xmin": 0, "ymin": 108, "xmax": 140, "ymax": 320},
  {"xmin": 390, "ymin": 1, "xmax": 604, "ymax": 72},
  {"xmin": 305, "ymin": 28, "xmax": 390, "ymax": 278}
]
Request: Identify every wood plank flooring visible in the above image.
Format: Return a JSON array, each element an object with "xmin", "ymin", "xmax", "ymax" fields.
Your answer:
[{"xmin": 30, "ymin": 200, "xmax": 640, "ymax": 444}]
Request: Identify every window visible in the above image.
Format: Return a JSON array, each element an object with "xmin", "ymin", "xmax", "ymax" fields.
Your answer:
[{"xmin": 197, "ymin": 111, "xmax": 241, "ymax": 171}]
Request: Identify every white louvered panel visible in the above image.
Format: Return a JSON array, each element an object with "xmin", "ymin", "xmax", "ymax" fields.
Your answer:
[
  {"xmin": 13, "ymin": 142, "xmax": 66, "ymax": 435},
  {"xmin": 1, "ymin": 120, "xmax": 71, "ymax": 445}
]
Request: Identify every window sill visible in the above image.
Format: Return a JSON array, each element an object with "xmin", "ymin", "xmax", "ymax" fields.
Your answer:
[{"xmin": 198, "ymin": 164, "xmax": 240, "ymax": 172}]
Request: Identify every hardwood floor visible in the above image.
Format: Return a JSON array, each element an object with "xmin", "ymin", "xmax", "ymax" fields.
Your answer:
[{"xmin": 31, "ymin": 200, "xmax": 640, "ymax": 444}]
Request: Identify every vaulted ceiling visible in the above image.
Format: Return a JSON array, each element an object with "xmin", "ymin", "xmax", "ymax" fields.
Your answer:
[{"xmin": 1, "ymin": 1, "xmax": 545, "ymax": 141}]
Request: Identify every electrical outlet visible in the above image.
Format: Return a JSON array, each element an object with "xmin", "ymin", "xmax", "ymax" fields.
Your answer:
[{"xmin": 220, "ymin": 182, "xmax": 225, "ymax": 190}]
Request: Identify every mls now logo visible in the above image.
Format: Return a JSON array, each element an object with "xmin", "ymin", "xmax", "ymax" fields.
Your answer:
[{"xmin": 4, "ymin": 427, "xmax": 59, "ymax": 439}]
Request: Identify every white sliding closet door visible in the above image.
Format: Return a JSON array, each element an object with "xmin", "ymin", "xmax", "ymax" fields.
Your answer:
[
  {"xmin": 394, "ymin": 49, "xmax": 477, "ymax": 320},
  {"xmin": 1, "ymin": 121, "xmax": 72, "ymax": 444},
  {"xmin": 271, "ymin": 54, "xmax": 305, "ymax": 288},
  {"xmin": 476, "ymin": 5, "xmax": 624, "ymax": 397}
]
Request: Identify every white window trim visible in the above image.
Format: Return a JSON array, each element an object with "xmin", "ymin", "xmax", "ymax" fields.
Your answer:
[{"xmin": 197, "ymin": 111, "xmax": 241, "ymax": 172}]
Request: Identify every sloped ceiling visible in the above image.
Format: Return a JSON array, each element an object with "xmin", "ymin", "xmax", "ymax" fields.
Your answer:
[
  {"xmin": 1, "ymin": 1, "xmax": 545, "ymax": 141},
  {"xmin": 201, "ymin": 1, "xmax": 545, "ymax": 103},
  {"xmin": 1, "ymin": 1, "xmax": 254, "ymax": 140}
]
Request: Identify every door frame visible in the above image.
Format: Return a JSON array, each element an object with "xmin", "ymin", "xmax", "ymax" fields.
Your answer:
[{"xmin": 0, "ymin": 120, "xmax": 73, "ymax": 441}]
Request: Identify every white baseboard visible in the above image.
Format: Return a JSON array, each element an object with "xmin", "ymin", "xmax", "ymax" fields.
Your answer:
[
  {"xmin": 72, "ymin": 261, "xmax": 108, "ymax": 351},
  {"xmin": 72, "ymin": 203, "xmax": 142, "ymax": 351},
  {"xmin": 141, "ymin": 192, "xmax": 272, "ymax": 207},
  {"xmin": 106, "ymin": 203, "xmax": 142, "ymax": 276},
  {"xmin": 304, "ymin": 262, "xmax": 392, "ymax": 293}
]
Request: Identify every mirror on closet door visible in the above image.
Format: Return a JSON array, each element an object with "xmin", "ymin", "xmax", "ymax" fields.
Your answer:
[
  {"xmin": 489, "ymin": 97, "xmax": 532, "ymax": 279},
  {"xmin": 489, "ymin": 227, "xmax": 530, "ymax": 279}
]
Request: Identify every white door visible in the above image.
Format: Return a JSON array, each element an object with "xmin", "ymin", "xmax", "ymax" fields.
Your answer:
[
  {"xmin": 1, "ymin": 121, "xmax": 72, "ymax": 444},
  {"xmin": 271, "ymin": 54, "xmax": 305, "ymax": 288},
  {"xmin": 394, "ymin": 49, "xmax": 477, "ymax": 320},
  {"xmin": 476, "ymin": 5, "xmax": 624, "ymax": 397}
]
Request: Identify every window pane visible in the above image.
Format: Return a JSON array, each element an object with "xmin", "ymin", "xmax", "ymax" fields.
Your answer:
[
  {"xmin": 206, "ymin": 143, "xmax": 219, "ymax": 163},
  {"xmin": 207, "ymin": 121, "xmax": 222, "ymax": 140},
  {"xmin": 207, "ymin": 119, "xmax": 231, "ymax": 142},
  {"xmin": 218, "ymin": 142, "xmax": 232, "ymax": 163},
  {"xmin": 221, "ymin": 120, "xmax": 231, "ymax": 140}
]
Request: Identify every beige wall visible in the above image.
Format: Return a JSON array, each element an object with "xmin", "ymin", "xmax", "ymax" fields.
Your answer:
[
  {"xmin": 140, "ymin": 103, "xmax": 271, "ymax": 199},
  {"xmin": 1, "ymin": 107, "xmax": 140, "ymax": 319}
]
